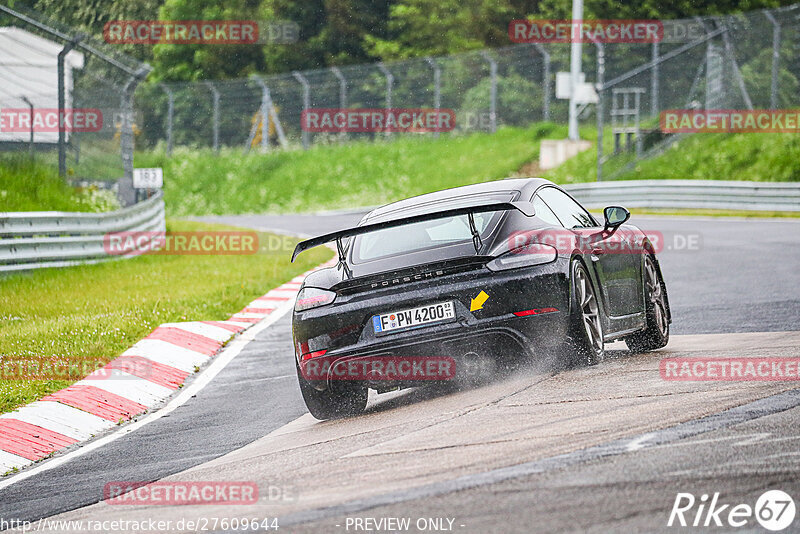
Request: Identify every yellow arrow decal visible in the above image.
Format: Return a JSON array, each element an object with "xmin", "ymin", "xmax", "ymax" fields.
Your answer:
[{"xmin": 470, "ymin": 290, "xmax": 490, "ymax": 312}]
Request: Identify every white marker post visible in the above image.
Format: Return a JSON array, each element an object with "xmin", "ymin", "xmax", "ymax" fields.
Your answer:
[
  {"xmin": 133, "ymin": 168, "xmax": 163, "ymax": 201},
  {"xmin": 568, "ymin": 0, "xmax": 583, "ymax": 141}
]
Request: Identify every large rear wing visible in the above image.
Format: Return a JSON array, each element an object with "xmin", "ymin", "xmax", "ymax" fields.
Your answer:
[{"xmin": 291, "ymin": 200, "xmax": 535, "ymax": 262}]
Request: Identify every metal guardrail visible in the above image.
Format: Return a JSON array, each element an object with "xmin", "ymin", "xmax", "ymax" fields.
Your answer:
[
  {"xmin": 563, "ymin": 180, "xmax": 800, "ymax": 212},
  {"xmin": 0, "ymin": 180, "xmax": 796, "ymax": 273},
  {"xmin": 0, "ymin": 192, "xmax": 165, "ymax": 272}
]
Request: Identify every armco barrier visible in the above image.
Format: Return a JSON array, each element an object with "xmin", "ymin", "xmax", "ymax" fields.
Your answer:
[
  {"xmin": 0, "ymin": 192, "xmax": 165, "ymax": 273},
  {"xmin": 563, "ymin": 180, "xmax": 800, "ymax": 212},
  {"xmin": 1, "ymin": 180, "xmax": 797, "ymax": 273}
]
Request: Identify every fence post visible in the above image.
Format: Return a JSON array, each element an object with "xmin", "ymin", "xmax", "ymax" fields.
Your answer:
[
  {"xmin": 21, "ymin": 96, "xmax": 34, "ymax": 157},
  {"xmin": 720, "ymin": 18, "xmax": 754, "ymax": 109},
  {"xmin": 651, "ymin": 41, "xmax": 659, "ymax": 116},
  {"xmin": 117, "ymin": 66, "xmax": 149, "ymax": 192},
  {"xmin": 424, "ymin": 57, "xmax": 441, "ymax": 138},
  {"xmin": 254, "ymin": 77, "xmax": 271, "ymax": 153},
  {"xmin": 480, "ymin": 51, "xmax": 497, "ymax": 133},
  {"xmin": 58, "ymin": 36, "xmax": 81, "ymax": 177},
  {"xmin": 330, "ymin": 67, "xmax": 347, "ymax": 138},
  {"xmin": 532, "ymin": 44, "xmax": 551, "ymax": 121},
  {"xmin": 121, "ymin": 79, "xmax": 135, "ymax": 188},
  {"xmin": 377, "ymin": 63, "xmax": 393, "ymax": 136},
  {"xmin": 292, "ymin": 71, "xmax": 311, "ymax": 149},
  {"xmin": 764, "ymin": 11, "xmax": 781, "ymax": 109},
  {"xmin": 204, "ymin": 82, "xmax": 220, "ymax": 153},
  {"xmin": 160, "ymin": 84, "xmax": 174, "ymax": 156},
  {"xmin": 595, "ymin": 41, "xmax": 605, "ymax": 182}
]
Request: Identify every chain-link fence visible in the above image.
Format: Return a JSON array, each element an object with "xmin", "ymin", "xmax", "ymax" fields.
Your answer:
[
  {"xmin": 0, "ymin": 3, "xmax": 148, "ymax": 186},
  {"xmin": 134, "ymin": 43, "xmax": 557, "ymax": 154},
  {"xmin": 587, "ymin": 6, "xmax": 800, "ymax": 179},
  {"xmin": 3, "ymin": 3, "xmax": 800, "ymax": 183},
  {"xmin": 132, "ymin": 4, "xmax": 800, "ymax": 183}
]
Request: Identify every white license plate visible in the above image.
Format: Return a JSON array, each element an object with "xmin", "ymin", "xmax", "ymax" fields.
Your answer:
[{"xmin": 372, "ymin": 301, "xmax": 455, "ymax": 334}]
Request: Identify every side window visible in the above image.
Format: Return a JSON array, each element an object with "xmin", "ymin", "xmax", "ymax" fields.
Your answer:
[
  {"xmin": 532, "ymin": 195, "xmax": 562, "ymax": 226},
  {"xmin": 536, "ymin": 187, "xmax": 597, "ymax": 229}
]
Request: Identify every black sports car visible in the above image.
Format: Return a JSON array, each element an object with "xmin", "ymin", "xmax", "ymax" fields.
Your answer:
[{"xmin": 291, "ymin": 178, "xmax": 670, "ymax": 419}]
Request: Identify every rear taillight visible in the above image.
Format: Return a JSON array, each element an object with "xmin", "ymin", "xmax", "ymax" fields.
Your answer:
[
  {"xmin": 486, "ymin": 243, "xmax": 557, "ymax": 272},
  {"xmin": 300, "ymin": 349, "xmax": 327, "ymax": 362},
  {"xmin": 295, "ymin": 287, "xmax": 336, "ymax": 312}
]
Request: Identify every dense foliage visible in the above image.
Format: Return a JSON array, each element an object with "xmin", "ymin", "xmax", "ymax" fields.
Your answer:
[{"xmin": 24, "ymin": 0, "xmax": 797, "ymax": 80}]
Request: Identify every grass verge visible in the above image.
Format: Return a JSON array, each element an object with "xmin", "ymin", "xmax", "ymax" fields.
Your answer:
[
  {"xmin": 135, "ymin": 123, "xmax": 569, "ymax": 216},
  {"xmin": 543, "ymin": 131, "xmax": 800, "ymax": 184},
  {"xmin": 626, "ymin": 208, "xmax": 800, "ymax": 218},
  {"xmin": 0, "ymin": 219, "xmax": 332, "ymax": 415},
  {"xmin": 0, "ymin": 154, "xmax": 118, "ymax": 212}
]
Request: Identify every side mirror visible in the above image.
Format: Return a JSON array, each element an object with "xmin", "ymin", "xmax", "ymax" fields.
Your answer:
[{"xmin": 603, "ymin": 206, "xmax": 630, "ymax": 231}]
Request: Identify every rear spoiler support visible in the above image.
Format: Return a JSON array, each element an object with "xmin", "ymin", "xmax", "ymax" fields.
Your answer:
[
  {"xmin": 291, "ymin": 200, "xmax": 535, "ymax": 263},
  {"xmin": 467, "ymin": 212, "xmax": 482, "ymax": 253},
  {"xmin": 335, "ymin": 236, "xmax": 353, "ymax": 278}
]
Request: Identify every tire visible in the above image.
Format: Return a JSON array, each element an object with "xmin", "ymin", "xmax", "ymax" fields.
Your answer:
[
  {"xmin": 625, "ymin": 254, "xmax": 669, "ymax": 352},
  {"xmin": 295, "ymin": 361, "xmax": 368, "ymax": 420},
  {"xmin": 566, "ymin": 259, "xmax": 605, "ymax": 366}
]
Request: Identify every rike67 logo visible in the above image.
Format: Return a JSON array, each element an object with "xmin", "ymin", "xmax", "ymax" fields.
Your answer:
[{"xmin": 668, "ymin": 490, "xmax": 796, "ymax": 531}]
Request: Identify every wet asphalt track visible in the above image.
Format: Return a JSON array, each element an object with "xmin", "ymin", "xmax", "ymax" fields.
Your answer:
[{"xmin": 1, "ymin": 213, "xmax": 799, "ymax": 532}]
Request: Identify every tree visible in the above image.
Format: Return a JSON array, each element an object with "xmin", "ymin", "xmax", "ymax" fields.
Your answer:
[
  {"xmin": 262, "ymin": 0, "xmax": 392, "ymax": 72},
  {"xmin": 364, "ymin": 0, "xmax": 527, "ymax": 60},
  {"xmin": 151, "ymin": 0, "xmax": 266, "ymax": 81}
]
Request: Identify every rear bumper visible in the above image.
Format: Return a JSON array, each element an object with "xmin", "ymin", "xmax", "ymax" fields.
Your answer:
[
  {"xmin": 293, "ymin": 260, "xmax": 572, "ymax": 390},
  {"xmin": 299, "ymin": 312, "xmax": 566, "ymax": 390}
]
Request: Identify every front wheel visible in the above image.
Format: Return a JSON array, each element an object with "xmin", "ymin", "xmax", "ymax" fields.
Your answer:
[
  {"xmin": 295, "ymin": 361, "xmax": 368, "ymax": 420},
  {"xmin": 566, "ymin": 259, "xmax": 605, "ymax": 366},
  {"xmin": 625, "ymin": 255, "xmax": 669, "ymax": 352}
]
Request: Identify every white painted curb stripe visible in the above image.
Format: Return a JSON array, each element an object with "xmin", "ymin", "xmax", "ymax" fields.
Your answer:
[
  {"xmin": 0, "ymin": 259, "xmax": 325, "ymax": 480},
  {"xmin": 159, "ymin": 322, "xmax": 235, "ymax": 343},
  {"xmin": 0, "ymin": 299, "xmax": 295, "ymax": 489},
  {"xmin": 76, "ymin": 371, "xmax": 174, "ymax": 407},
  {"xmin": 231, "ymin": 312, "xmax": 272, "ymax": 320},
  {"xmin": 220, "ymin": 320, "xmax": 254, "ymax": 329},
  {"xmin": 0, "ymin": 451, "xmax": 29, "ymax": 473},
  {"xmin": 0, "ymin": 401, "xmax": 112, "ymax": 441},
  {"xmin": 246, "ymin": 300, "xmax": 279, "ymax": 309},
  {"xmin": 122, "ymin": 339, "xmax": 209, "ymax": 372},
  {"xmin": 263, "ymin": 289, "xmax": 298, "ymax": 298}
]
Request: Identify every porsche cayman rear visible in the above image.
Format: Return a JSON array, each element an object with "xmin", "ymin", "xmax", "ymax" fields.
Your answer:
[{"xmin": 290, "ymin": 179, "xmax": 574, "ymax": 419}]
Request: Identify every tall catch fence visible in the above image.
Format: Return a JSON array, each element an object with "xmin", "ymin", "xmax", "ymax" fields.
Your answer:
[
  {"xmin": 2, "ymin": 4, "xmax": 800, "ymax": 181},
  {"xmin": 0, "ymin": 2, "xmax": 149, "ymax": 184}
]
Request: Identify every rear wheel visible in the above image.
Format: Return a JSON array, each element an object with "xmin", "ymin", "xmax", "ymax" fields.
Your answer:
[
  {"xmin": 567, "ymin": 259, "xmax": 605, "ymax": 366},
  {"xmin": 625, "ymin": 255, "xmax": 669, "ymax": 352},
  {"xmin": 295, "ymin": 361, "xmax": 368, "ymax": 420}
]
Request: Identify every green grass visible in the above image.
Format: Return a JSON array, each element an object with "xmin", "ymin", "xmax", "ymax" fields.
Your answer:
[
  {"xmin": 0, "ymin": 154, "xmax": 119, "ymax": 212},
  {"xmin": 626, "ymin": 208, "xmax": 800, "ymax": 218},
  {"xmin": 544, "ymin": 131, "xmax": 800, "ymax": 183},
  {"xmin": 134, "ymin": 124, "xmax": 799, "ymax": 217},
  {"xmin": 135, "ymin": 124, "xmax": 569, "ymax": 216},
  {"xmin": 0, "ymin": 219, "xmax": 332, "ymax": 414}
]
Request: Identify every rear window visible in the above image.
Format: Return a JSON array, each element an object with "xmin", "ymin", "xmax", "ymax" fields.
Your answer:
[{"xmin": 351, "ymin": 192, "xmax": 516, "ymax": 262}]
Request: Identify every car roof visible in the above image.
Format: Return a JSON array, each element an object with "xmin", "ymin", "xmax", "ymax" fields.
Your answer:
[{"xmin": 363, "ymin": 177, "xmax": 554, "ymax": 223}]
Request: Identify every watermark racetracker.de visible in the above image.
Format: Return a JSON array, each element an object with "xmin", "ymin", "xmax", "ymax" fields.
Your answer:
[
  {"xmin": 102, "ymin": 231, "xmax": 299, "ymax": 256},
  {"xmin": 300, "ymin": 108, "xmax": 456, "ymax": 133},
  {"xmin": 103, "ymin": 20, "xmax": 299, "ymax": 45},
  {"xmin": 506, "ymin": 228, "xmax": 702, "ymax": 255},
  {"xmin": 661, "ymin": 110, "xmax": 800, "ymax": 133},
  {"xmin": 0, "ymin": 356, "xmax": 156, "ymax": 381},
  {"xmin": 509, "ymin": 19, "xmax": 663, "ymax": 43},
  {"xmin": 103, "ymin": 481, "xmax": 261, "ymax": 505},
  {"xmin": 0, "ymin": 108, "xmax": 103, "ymax": 132},
  {"xmin": 299, "ymin": 355, "xmax": 456, "ymax": 382},
  {"xmin": 661, "ymin": 357, "xmax": 800, "ymax": 381}
]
